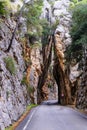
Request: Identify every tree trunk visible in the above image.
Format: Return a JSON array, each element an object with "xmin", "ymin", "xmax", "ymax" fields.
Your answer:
[{"xmin": 6, "ymin": 3, "xmax": 25, "ymax": 52}]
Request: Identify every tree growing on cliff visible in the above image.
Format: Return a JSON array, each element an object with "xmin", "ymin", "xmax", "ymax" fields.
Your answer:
[
  {"xmin": 66, "ymin": 2, "xmax": 87, "ymax": 108},
  {"xmin": 6, "ymin": 0, "xmax": 43, "ymax": 51},
  {"xmin": 0, "ymin": 0, "xmax": 11, "ymax": 16},
  {"xmin": 67, "ymin": 3, "xmax": 87, "ymax": 62}
]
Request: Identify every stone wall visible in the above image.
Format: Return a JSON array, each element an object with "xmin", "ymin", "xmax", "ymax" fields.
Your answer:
[{"xmin": 0, "ymin": 18, "xmax": 30, "ymax": 130}]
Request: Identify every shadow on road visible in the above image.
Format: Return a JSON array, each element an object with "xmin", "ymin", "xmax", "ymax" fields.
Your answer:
[{"xmin": 41, "ymin": 100, "xmax": 59, "ymax": 105}]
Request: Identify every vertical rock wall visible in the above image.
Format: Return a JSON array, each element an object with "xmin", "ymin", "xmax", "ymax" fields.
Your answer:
[
  {"xmin": 0, "ymin": 18, "xmax": 30, "ymax": 129},
  {"xmin": 52, "ymin": 0, "xmax": 87, "ymax": 108},
  {"xmin": 30, "ymin": 47, "xmax": 42, "ymax": 104},
  {"xmin": 41, "ymin": 0, "xmax": 72, "ymax": 104},
  {"xmin": 29, "ymin": 45, "xmax": 58, "ymax": 103},
  {"xmin": 28, "ymin": 0, "xmax": 87, "ymax": 108},
  {"xmin": 76, "ymin": 47, "xmax": 87, "ymax": 109},
  {"xmin": 53, "ymin": 0, "xmax": 72, "ymax": 48}
]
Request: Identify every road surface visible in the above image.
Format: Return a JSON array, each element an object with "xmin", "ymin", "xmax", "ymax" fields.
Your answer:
[{"xmin": 16, "ymin": 100, "xmax": 87, "ymax": 130}]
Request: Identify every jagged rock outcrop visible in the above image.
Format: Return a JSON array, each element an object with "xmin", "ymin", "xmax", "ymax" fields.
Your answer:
[
  {"xmin": 53, "ymin": 0, "xmax": 72, "ymax": 48},
  {"xmin": 1, "ymin": 1, "xmax": 85, "ymax": 129},
  {"xmin": 76, "ymin": 47, "xmax": 87, "ymax": 109},
  {"xmin": 50, "ymin": 0, "xmax": 87, "ymax": 108},
  {"xmin": 0, "ymin": 18, "xmax": 30, "ymax": 129},
  {"xmin": 53, "ymin": 34, "xmax": 71, "ymax": 104},
  {"xmin": 69, "ymin": 63, "xmax": 81, "ymax": 103},
  {"xmin": 29, "ymin": 47, "xmax": 42, "ymax": 104},
  {"xmin": 40, "ymin": 0, "xmax": 72, "ymax": 104},
  {"xmin": 27, "ymin": 44, "xmax": 58, "ymax": 104}
]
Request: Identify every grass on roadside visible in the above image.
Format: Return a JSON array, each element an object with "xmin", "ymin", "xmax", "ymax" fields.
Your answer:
[{"xmin": 5, "ymin": 104, "xmax": 37, "ymax": 130}]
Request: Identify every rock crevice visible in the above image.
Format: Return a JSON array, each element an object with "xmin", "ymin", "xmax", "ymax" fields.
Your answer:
[{"xmin": 0, "ymin": 19, "xmax": 30, "ymax": 129}]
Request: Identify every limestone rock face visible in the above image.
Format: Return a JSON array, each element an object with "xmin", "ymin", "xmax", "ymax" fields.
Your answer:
[
  {"xmin": 40, "ymin": 0, "xmax": 72, "ymax": 104},
  {"xmin": 30, "ymin": 47, "xmax": 42, "ymax": 104},
  {"xmin": 69, "ymin": 63, "xmax": 81, "ymax": 84},
  {"xmin": 0, "ymin": 19, "xmax": 30, "ymax": 129},
  {"xmin": 76, "ymin": 48, "xmax": 87, "ymax": 109},
  {"xmin": 40, "ymin": 0, "xmax": 52, "ymax": 20},
  {"xmin": 41, "ymin": 0, "xmax": 72, "ymax": 52},
  {"xmin": 54, "ymin": 0, "xmax": 72, "ymax": 48},
  {"xmin": 48, "ymin": 83, "xmax": 58, "ymax": 100},
  {"xmin": 53, "ymin": 34, "xmax": 72, "ymax": 104},
  {"xmin": 55, "ymin": 34, "xmax": 65, "ymax": 70},
  {"xmin": 29, "ymin": 46, "xmax": 58, "ymax": 103}
]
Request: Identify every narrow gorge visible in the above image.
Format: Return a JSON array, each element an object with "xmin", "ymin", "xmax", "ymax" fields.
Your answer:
[{"xmin": 0, "ymin": 0, "xmax": 87, "ymax": 129}]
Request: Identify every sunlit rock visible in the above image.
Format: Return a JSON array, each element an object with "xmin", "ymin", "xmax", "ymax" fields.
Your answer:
[{"xmin": 69, "ymin": 63, "xmax": 81, "ymax": 83}]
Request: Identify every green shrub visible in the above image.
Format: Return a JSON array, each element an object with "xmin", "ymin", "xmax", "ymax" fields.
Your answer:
[
  {"xmin": 0, "ymin": 0, "xmax": 11, "ymax": 16},
  {"xmin": 21, "ymin": 75, "xmax": 34, "ymax": 94},
  {"xmin": 21, "ymin": 75, "xmax": 28, "ymax": 86},
  {"xmin": 0, "ymin": 1, "xmax": 6, "ymax": 15},
  {"xmin": 27, "ymin": 85, "xmax": 34, "ymax": 94},
  {"xmin": 27, "ymin": 32, "xmax": 39, "ymax": 44},
  {"xmin": 66, "ymin": 3, "xmax": 87, "ymax": 62},
  {"xmin": 48, "ymin": 83, "xmax": 52, "ymax": 88},
  {"xmin": 69, "ymin": 0, "xmax": 87, "ymax": 9},
  {"xmin": 23, "ymin": 0, "xmax": 43, "ymax": 36},
  {"xmin": 31, "ymin": 42, "xmax": 41, "ymax": 48},
  {"xmin": 41, "ymin": 20, "xmax": 52, "ymax": 45},
  {"xmin": 4, "ymin": 56, "xmax": 16, "ymax": 75},
  {"xmin": 70, "ymin": 0, "xmax": 87, "ymax": 4},
  {"xmin": 70, "ymin": 0, "xmax": 78, "ymax": 4}
]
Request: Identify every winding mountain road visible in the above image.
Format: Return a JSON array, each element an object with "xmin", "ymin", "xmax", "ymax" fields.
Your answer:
[{"xmin": 16, "ymin": 100, "xmax": 87, "ymax": 130}]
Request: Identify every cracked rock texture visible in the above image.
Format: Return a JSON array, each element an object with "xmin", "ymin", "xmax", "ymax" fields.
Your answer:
[{"xmin": 0, "ymin": 18, "xmax": 30, "ymax": 130}]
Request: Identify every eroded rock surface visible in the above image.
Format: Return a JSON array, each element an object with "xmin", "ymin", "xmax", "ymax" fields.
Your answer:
[{"xmin": 0, "ymin": 19, "xmax": 30, "ymax": 129}]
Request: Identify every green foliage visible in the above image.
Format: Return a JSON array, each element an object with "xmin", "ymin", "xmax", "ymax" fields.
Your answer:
[
  {"xmin": 67, "ymin": 3, "xmax": 87, "ymax": 62},
  {"xmin": 24, "ymin": 58, "xmax": 32, "ymax": 68},
  {"xmin": 70, "ymin": 0, "xmax": 87, "ymax": 4},
  {"xmin": 0, "ymin": 0, "xmax": 11, "ymax": 16},
  {"xmin": 4, "ymin": 56, "xmax": 16, "ymax": 75},
  {"xmin": 48, "ymin": 83, "xmax": 52, "ymax": 88},
  {"xmin": 73, "ymin": 0, "xmax": 78, "ymax": 3},
  {"xmin": 0, "ymin": 1, "xmax": 7, "ymax": 15},
  {"xmin": 76, "ymin": 0, "xmax": 87, "ymax": 4},
  {"xmin": 51, "ymin": 20, "xmax": 59, "ymax": 31},
  {"xmin": 41, "ymin": 20, "xmax": 52, "ymax": 45},
  {"xmin": 30, "ymin": 42, "xmax": 41, "ymax": 48},
  {"xmin": 20, "ymin": 0, "xmax": 43, "ymax": 46},
  {"xmin": 21, "ymin": 75, "xmax": 34, "ymax": 94},
  {"xmin": 26, "ymin": 104, "xmax": 37, "ymax": 111},
  {"xmin": 23, "ymin": 0, "xmax": 43, "ymax": 36},
  {"xmin": 41, "ymin": 17, "xmax": 59, "ymax": 45},
  {"xmin": 70, "ymin": 0, "xmax": 87, "ymax": 8},
  {"xmin": 27, "ymin": 32, "xmax": 39, "ymax": 44},
  {"xmin": 5, "ymin": 126, "xmax": 12, "ymax": 130},
  {"xmin": 21, "ymin": 75, "xmax": 28, "ymax": 86},
  {"xmin": 27, "ymin": 85, "xmax": 34, "ymax": 94}
]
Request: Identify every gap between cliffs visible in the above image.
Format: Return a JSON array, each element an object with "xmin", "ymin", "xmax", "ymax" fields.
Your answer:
[{"xmin": 37, "ymin": 32, "xmax": 72, "ymax": 105}]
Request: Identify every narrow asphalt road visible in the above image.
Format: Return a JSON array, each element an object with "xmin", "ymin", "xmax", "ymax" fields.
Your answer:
[{"xmin": 16, "ymin": 100, "xmax": 87, "ymax": 130}]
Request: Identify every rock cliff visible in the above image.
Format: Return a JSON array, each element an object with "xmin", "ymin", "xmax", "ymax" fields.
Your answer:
[
  {"xmin": 0, "ymin": 18, "xmax": 30, "ymax": 129},
  {"xmin": 0, "ymin": 0, "xmax": 86, "ymax": 129}
]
